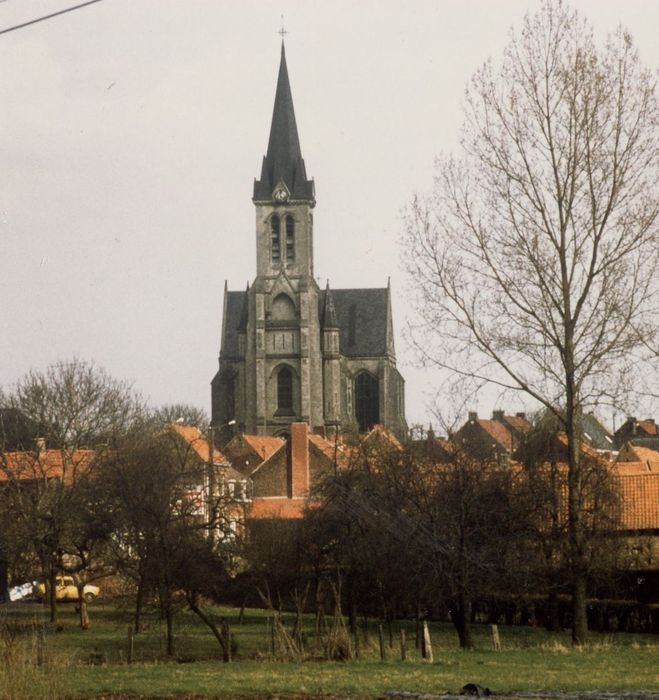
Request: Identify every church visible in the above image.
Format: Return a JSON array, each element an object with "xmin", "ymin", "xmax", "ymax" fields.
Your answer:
[{"xmin": 211, "ymin": 43, "xmax": 407, "ymax": 441}]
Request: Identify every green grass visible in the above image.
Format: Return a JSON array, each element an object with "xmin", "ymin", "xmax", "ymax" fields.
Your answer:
[{"xmin": 1, "ymin": 600, "xmax": 659, "ymax": 698}]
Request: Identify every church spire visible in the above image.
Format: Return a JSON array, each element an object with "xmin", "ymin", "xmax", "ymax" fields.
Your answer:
[
  {"xmin": 322, "ymin": 280, "xmax": 339, "ymax": 329},
  {"xmin": 253, "ymin": 43, "xmax": 315, "ymax": 204}
]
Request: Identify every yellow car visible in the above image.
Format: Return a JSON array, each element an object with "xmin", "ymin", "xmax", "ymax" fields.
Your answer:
[{"xmin": 36, "ymin": 576, "xmax": 100, "ymax": 602}]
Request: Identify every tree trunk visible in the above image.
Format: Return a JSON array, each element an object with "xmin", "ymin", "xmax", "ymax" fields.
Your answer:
[
  {"xmin": 134, "ymin": 567, "xmax": 146, "ymax": 633},
  {"xmin": 188, "ymin": 595, "xmax": 229, "ymax": 661},
  {"xmin": 77, "ymin": 583, "xmax": 89, "ymax": 630},
  {"xmin": 160, "ymin": 584, "xmax": 175, "ymax": 657},
  {"xmin": 566, "ymin": 399, "xmax": 588, "ymax": 646},
  {"xmin": 572, "ymin": 573, "xmax": 588, "ymax": 645},
  {"xmin": 546, "ymin": 591, "xmax": 560, "ymax": 632},
  {"xmin": 48, "ymin": 566, "xmax": 57, "ymax": 624},
  {"xmin": 451, "ymin": 595, "xmax": 473, "ymax": 649}
]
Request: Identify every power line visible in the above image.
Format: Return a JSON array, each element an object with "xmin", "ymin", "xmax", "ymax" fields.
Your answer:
[{"xmin": 0, "ymin": 0, "xmax": 105, "ymax": 37}]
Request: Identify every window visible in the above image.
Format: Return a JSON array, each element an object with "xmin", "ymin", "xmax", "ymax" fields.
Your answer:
[
  {"xmin": 285, "ymin": 215, "xmax": 295, "ymax": 262},
  {"xmin": 277, "ymin": 366, "xmax": 293, "ymax": 413},
  {"xmin": 271, "ymin": 215, "xmax": 281, "ymax": 262},
  {"xmin": 355, "ymin": 372, "xmax": 379, "ymax": 432}
]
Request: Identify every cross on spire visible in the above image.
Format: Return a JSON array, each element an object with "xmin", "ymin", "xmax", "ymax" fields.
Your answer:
[{"xmin": 277, "ymin": 16, "xmax": 287, "ymax": 42}]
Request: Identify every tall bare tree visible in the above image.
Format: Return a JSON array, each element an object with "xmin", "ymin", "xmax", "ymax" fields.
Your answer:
[{"xmin": 403, "ymin": 1, "xmax": 659, "ymax": 644}]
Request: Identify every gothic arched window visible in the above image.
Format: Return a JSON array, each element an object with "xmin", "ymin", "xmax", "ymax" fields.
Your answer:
[
  {"xmin": 285, "ymin": 215, "xmax": 295, "ymax": 262},
  {"xmin": 271, "ymin": 215, "xmax": 281, "ymax": 262},
  {"xmin": 355, "ymin": 372, "xmax": 379, "ymax": 432},
  {"xmin": 277, "ymin": 366, "xmax": 293, "ymax": 413}
]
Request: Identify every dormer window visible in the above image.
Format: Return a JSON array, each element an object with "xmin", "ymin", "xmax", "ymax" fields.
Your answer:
[
  {"xmin": 285, "ymin": 215, "xmax": 295, "ymax": 262},
  {"xmin": 271, "ymin": 215, "xmax": 281, "ymax": 262}
]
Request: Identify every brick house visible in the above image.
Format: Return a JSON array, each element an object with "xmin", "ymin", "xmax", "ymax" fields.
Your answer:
[
  {"xmin": 454, "ymin": 411, "xmax": 531, "ymax": 460},
  {"xmin": 614, "ymin": 417, "xmax": 659, "ymax": 449}
]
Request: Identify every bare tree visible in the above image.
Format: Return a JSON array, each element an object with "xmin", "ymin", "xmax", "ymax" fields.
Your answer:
[
  {"xmin": 96, "ymin": 420, "xmax": 237, "ymax": 656},
  {"xmin": 153, "ymin": 404, "xmax": 209, "ymax": 429},
  {"xmin": 403, "ymin": 1, "xmax": 659, "ymax": 644},
  {"xmin": 0, "ymin": 360, "xmax": 142, "ymax": 624}
]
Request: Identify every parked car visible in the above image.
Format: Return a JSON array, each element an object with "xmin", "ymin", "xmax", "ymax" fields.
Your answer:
[{"xmin": 36, "ymin": 576, "xmax": 100, "ymax": 602}]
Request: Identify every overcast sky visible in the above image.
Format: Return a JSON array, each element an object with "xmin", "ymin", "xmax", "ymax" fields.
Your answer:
[{"xmin": 1, "ymin": 0, "xmax": 658, "ymax": 430}]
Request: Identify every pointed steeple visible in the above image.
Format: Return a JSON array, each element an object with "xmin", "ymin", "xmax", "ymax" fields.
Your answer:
[
  {"xmin": 322, "ymin": 280, "xmax": 339, "ymax": 329},
  {"xmin": 253, "ymin": 43, "xmax": 315, "ymax": 203}
]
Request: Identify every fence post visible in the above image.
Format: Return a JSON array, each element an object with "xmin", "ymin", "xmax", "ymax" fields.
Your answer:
[
  {"xmin": 422, "ymin": 621, "xmax": 433, "ymax": 663},
  {"xmin": 400, "ymin": 629, "xmax": 406, "ymax": 661},
  {"xmin": 378, "ymin": 624, "xmax": 386, "ymax": 661},
  {"xmin": 491, "ymin": 624, "xmax": 501, "ymax": 651}
]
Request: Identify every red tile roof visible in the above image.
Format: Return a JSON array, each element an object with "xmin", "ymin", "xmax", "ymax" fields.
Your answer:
[
  {"xmin": 501, "ymin": 415, "xmax": 532, "ymax": 434},
  {"xmin": 616, "ymin": 444, "xmax": 659, "ymax": 469},
  {"xmin": 0, "ymin": 449, "xmax": 95, "ymax": 484},
  {"xmin": 477, "ymin": 419, "xmax": 513, "ymax": 448},
  {"xmin": 241, "ymin": 435, "xmax": 285, "ymax": 462},
  {"xmin": 638, "ymin": 420, "xmax": 659, "ymax": 436},
  {"xmin": 617, "ymin": 473, "xmax": 659, "ymax": 530},
  {"xmin": 308, "ymin": 433, "xmax": 348, "ymax": 464},
  {"xmin": 168, "ymin": 423, "xmax": 228, "ymax": 465},
  {"xmin": 363, "ymin": 424, "xmax": 403, "ymax": 450}
]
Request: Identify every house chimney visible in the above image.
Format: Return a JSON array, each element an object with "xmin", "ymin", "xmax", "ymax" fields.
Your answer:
[
  {"xmin": 290, "ymin": 422, "xmax": 309, "ymax": 498},
  {"xmin": 468, "ymin": 411, "xmax": 478, "ymax": 422},
  {"xmin": 628, "ymin": 416, "xmax": 637, "ymax": 435},
  {"xmin": 492, "ymin": 410, "xmax": 504, "ymax": 422},
  {"xmin": 516, "ymin": 412, "xmax": 526, "ymax": 420}
]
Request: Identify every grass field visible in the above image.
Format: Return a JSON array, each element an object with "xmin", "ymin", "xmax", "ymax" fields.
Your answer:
[{"xmin": 1, "ymin": 600, "xmax": 658, "ymax": 698}]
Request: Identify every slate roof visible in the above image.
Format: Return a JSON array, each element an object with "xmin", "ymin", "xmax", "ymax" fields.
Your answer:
[
  {"xmin": 221, "ymin": 287, "xmax": 389, "ymax": 358},
  {"xmin": 221, "ymin": 291, "xmax": 248, "ymax": 359},
  {"xmin": 253, "ymin": 44, "xmax": 314, "ymax": 203},
  {"xmin": 581, "ymin": 414, "xmax": 615, "ymax": 451},
  {"xmin": 319, "ymin": 288, "xmax": 389, "ymax": 357},
  {"xmin": 627, "ymin": 437, "xmax": 659, "ymax": 452}
]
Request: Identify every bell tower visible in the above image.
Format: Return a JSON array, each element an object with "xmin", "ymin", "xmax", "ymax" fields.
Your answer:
[{"xmin": 239, "ymin": 42, "xmax": 324, "ymax": 435}]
